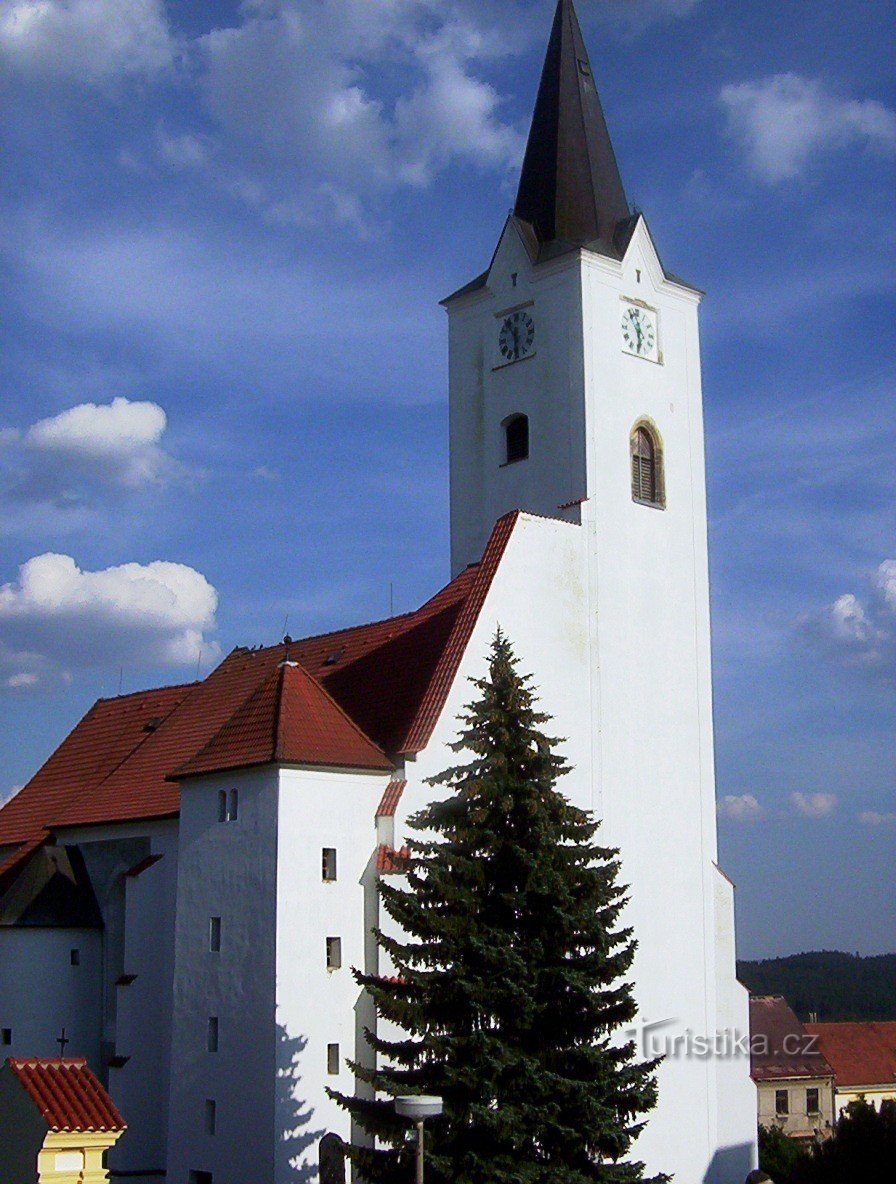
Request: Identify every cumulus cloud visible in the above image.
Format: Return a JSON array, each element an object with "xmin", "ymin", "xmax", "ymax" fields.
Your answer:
[
  {"xmin": 800, "ymin": 561, "xmax": 896, "ymax": 673},
  {"xmin": 720, "ymin": 73, "xmax": 896, "ymax": 182},
  {"xmin": 790, "ymin": 792, "xmax": 837, "ymax": 819},
  {"xmin": 859, "ymin": 811, "xmax": 896, "ymax": 827},
  {"xmin": 0, "ymin": 0, "xmax": 175, "ymax": 83},
  {"xmin": 1, "ymin": 397, "xmax": 182, "ymax": 506},
  {"xmin": 0, "ymin": 552, "xmax": 219, "ymax": 687},
  {"xmin": 717, "ymin": 793, "xmax": 763, "ymax": 821}
]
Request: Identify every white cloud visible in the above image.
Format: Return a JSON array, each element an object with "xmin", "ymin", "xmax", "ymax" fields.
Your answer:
[
  {"xmin": 720, "ymin": 73, "xmax": 896, "ymax": 183},
  {"xmin": 717, "ymin": 793, "xmax": 763, "ymax": 821},
  {"xmin": 0, "ymin": 0, "xmax": 175, "ymax": 83},
  {"xmin": 790, "ymin": 791, "xmax": 837, "ymax": 819},
  {"xmin": 1, "ymin": 397, "xmax": 181, "ymax": 506},
  {"xmin": 827, "ymin": 593, "xmax": 881, "ymax": 646},
  {"xmin": 0, "ymin": 553, "xmax": 219, "ymax": 685},
  {"xmin": 156, "ymin": 128, "xmax": 212, "ymax": 171},
  {"xmin": 859, "ymin": 810, "xmax": 896, "ymax": 827},
  {"xmin": 877, "ymin": 560, "xmax": 896, "ymax": 612}
]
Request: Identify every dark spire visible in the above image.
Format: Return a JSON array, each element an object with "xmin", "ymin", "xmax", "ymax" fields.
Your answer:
[{"xmin": 514, "ymin": 0, "xmax": 631, "ymax": 254}]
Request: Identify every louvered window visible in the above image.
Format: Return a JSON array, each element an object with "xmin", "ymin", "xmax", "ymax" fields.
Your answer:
[
  {"xmin": 503, "ymin": 414, "xmax": 529, "ymax": 464},
  {"xmin": 631, "ymin": 427, "xmax": 656, "ymax": 502}
]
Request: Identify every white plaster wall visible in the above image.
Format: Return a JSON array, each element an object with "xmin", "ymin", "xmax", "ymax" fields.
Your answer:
[
  {"xmin": 0, "ymin": 927, "xmax": 102, "ymax": 1066},
  {"xmin": 274, "ymin": 766, "xmax": 390, "ymax": 1179},
  {"xmin": 166, "ymin": 767, "xmax": 279, "ymax": 1184}
]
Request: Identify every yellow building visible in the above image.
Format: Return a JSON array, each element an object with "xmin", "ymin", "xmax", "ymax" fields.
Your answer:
[{"xmin": 0, "ymin": 1057, "xmax": 126, "ymax": 1184}]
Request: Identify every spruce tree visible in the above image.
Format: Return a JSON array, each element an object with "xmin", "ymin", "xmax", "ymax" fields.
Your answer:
[{"xmin": 330, "ymin": 631, "xmax": 666, "ymax": 1184}]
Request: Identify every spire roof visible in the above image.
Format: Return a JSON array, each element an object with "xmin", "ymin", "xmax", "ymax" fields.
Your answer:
[{"xmin": 514, "ymin": 0, "xmax": 631, "ymax": 255}]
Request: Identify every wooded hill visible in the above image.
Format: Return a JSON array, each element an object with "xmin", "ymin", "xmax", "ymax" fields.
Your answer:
[{"xmin": 737, "ymin": 951, "xmax": 896, "ymax": 1021}]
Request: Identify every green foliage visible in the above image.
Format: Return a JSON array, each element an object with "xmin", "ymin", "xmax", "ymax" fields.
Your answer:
[
  {"xmin": 737, "ymin": 952, "xmax": 896, "ymax": 1022},
  {"xmin": 330, "ymin": 631, "xmax": 667, "ymax": 1183},
  {"xmin": 759, "ymin": 1101, "xmax": 896, "ymax": 1184},
  {"xmin": 758, "ymin": 1122, "xmax": 809, "ymax": 1182}
]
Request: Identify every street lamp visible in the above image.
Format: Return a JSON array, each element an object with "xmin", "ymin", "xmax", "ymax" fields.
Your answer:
[{"xmin": 394, "ymin": 1095, "xmax": 443, "ymax": 1184}]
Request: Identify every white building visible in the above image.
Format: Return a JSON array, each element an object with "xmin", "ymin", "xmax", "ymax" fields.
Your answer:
[{"xmin": 0, "ymin": 2, "xmax": 757, "ymax": 1181}]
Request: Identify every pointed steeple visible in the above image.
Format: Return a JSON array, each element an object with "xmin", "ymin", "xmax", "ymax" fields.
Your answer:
[{"xmin": 514, "ymin": 0, "xmax": 631, "ymax": 255}]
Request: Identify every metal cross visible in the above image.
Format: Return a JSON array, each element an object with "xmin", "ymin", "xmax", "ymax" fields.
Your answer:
[{"xmin": 56, "ymin": 1028, "xmax": 69, "ymax": 1056}]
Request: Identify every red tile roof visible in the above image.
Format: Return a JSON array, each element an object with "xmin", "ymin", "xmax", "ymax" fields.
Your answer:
[
  {"xmin": 0, "ymin": 513, "xmax": 520, "ymax": 840},
  {"xmin": 376, "ymin": 779, "xmax": 406, "ymax": 817},
  {"xmin": 750, "ymin": 996, "xmax": 835, "ymax": 1082},
  {"xmin": 6, "ymin": 1057, "xmax": 126, "ymax": 1132},
  {"xmin": 174, "ymin": 660, "xmax": 392, "ymax": 776},
  {"xmin": 804, "ymin": 1021, "xmax": 896, "ymax": 1088},
  {"xmin": 376, "ymin": 844, "xmax": 410, "ymax": 873}
]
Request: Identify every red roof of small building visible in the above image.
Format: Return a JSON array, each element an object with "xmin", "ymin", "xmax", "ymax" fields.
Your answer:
[
  {"xmin": 6, "ymin": 1057, "xmax": 126, "ymax": 1132},
  {"xmin": 750, "ymin": 996, "xmax": 835, "ymax": 1082},
  {"xmin": 174, "ymin": 660, "xmax": 392, "ymax": 776},
  {"xmin": 376, "ymin": 779, "xmax": 406, "ymax": 817},
  {"xmin": 0, "ymin": 513, "xmax": 519, "ymax": 851},
  {"xmin": 804, "ymin": 1021, "xmax": 896, "ymax": 1088},
  {"xmin": 376, "ymin": 844, "xmax": 411, "ymax": 873}
]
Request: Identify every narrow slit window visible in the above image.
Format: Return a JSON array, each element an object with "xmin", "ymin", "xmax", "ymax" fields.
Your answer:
[
  {"xmin": 217, "ymin": 790, "xmax": 227, "ymax": 822},
  {"xmin": 630, "ymin": 424, "xmax": 664, "ymax": 507},
  {"xmin": 503, "ymin": 414, "xmax": 529, "ymax": 464},
  {"xmin": 70, "ymin": 948, "xmax": 80, "ymax": 966},
  {"xmin": 228, "ymin": 789, "xmax": 238, "ymax": 821},
  {"xmin": 209, "ymin": 917, "xmax": 221, "ymax": 953},
  {"xmin": 1, "ymin": 1028, "xmax": 11, "ymax": 1045},
  {"xmin": 207, "ymin": 1016, "xmax": 219, "ymax": 1053},
  {"xmin": 204, "ymin": 1099, "xmax": 217, "ymax": 1135},
  {"xmin": 326, "ymin": 936, "xmax": 342, "ymax": 970},
  {"xmin": 322, "ymin": 848, "xmax": 337, "ymax": 882},
  {"xmin": 327, "ymin": 1043, "xmax": 340, "ymax": 1075}
]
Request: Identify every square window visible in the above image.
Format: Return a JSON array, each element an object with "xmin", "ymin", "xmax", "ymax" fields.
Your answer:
[
  {"xmin": 775, "ymin": 1089, "xmax": 789, "ymax": 1117},
  {"xmin": 209, "ymin": 917, "xmax": 221, "ymax": 953},
  {"xmin": 1, "ymin": 1028, "xmax": 11, "ymax": 1045},
  {"xmin": 70, "ymin": 949, "xmax": 80, "ymax": 966},
  {"xmin": 807, "ymin": 1087, "xmax": 820, "ymax": 1114},
  {"xmin": 204, "ymin": 1098, "xmax": 216, "ymax": 1136},
  {"xmin": 207, "ymin": 1016, "xmax": 219, "ymax": 1053},
  {"xmin": 326, "ymin": 936, "xmax": 342, "ymax": 970},
  {"xmin": 322, "ymin": 847, "xmax": 337, "ymax": 882},
  {"xmin": 327, "ymin": 1043, "xmax": 340, "ymax": 1075},
  {"xmin": 217, "ymin": 789, "xmax": 227, "ymax": 822}
]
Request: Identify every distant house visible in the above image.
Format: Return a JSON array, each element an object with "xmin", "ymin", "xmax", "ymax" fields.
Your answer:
[
  {"xmin": 750, "ymin": 995, "xmax": 836, "ymax": 1140},
  {"xmin": 0, "ymin": 1056, "xmax": 126, "ymax": 1183},
  {"xmin": 805, "ymin": 1021, "xmax": 896, "ymax": 1116}
]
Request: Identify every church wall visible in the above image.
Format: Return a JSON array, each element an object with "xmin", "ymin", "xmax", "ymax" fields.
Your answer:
[
  {"xmin": 0, "ymin": 926, "xmax": 103, "ymax": 1067},
  {"xmin": 166, "ymin": 766, "xmax": 279, "ymax": 1184},
  {"xmin": 274, "ymin": 765, "xmax": 390, "ymax": 1177}
]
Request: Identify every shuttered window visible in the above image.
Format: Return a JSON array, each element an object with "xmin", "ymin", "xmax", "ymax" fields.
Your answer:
[{"xmin": 630, "ymin": 424, "xmax": 664, "ymax": 507}]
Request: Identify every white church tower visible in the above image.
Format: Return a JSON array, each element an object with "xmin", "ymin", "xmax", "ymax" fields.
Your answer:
[{"xmin": 443, "ymin": 2, "xmax": 757, "ymax": 1178}]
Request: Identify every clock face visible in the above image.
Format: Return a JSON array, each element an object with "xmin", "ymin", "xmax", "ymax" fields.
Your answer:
[
  {"xmin": 621, "ymin": 304, "xmax": 658, "ymax": 361},
  {"xmin": 498, "ymin": 311, "xmax": 535, "ymax": 364}
]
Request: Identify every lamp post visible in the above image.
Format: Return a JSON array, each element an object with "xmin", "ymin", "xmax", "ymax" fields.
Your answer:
[{"xmin": 394, "ymin": 1095, "xmax": 443, "ymax": 1184}]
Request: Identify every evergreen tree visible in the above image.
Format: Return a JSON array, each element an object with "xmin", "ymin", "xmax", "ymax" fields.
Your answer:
[{"xmin": 330, "ymin": 632, "xmax": 666, "ymax": 1183}]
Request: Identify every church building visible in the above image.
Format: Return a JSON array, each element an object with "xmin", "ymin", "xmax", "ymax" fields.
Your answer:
[{"xmin": 0, "ymin": 2, "xmax": 757, "ymax": 1180}]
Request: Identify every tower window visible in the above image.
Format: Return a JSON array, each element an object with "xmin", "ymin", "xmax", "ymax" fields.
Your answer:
[
  {"xmin": 204, "ymin": 1098, "xmax": 217, "ymax": 1135},
  {"xmin": 326, "ymin": 937, "xmax": 342, "ymax": 970},
  {"xmin": 207, "ymin": 1016, "xmax": 219, "ymax": 1053},
  {"xmin": 502, "ymin": 414, "xmax": 529, "ymax": 465},
  {"xmin": 322, "ymin": 847, "xmax": 337, "ymax": 882},
  {"xmin": 1, "ymin": 1028, "xmax": 11, "ymax": 1045},
  {"xmin": 218, "ymin": 789, "xmax": 238, "ymax": 821},
  {"xmin": 327, "ymin": 1043, "xmax": 340, "ymax": 1075},
  {"xmin": 209, "ymin": 917, "xmax": 221, "ymax": 953},
  {"xmin": 630, "ymin": 423, "xmax": 665, "ymax": 508}
]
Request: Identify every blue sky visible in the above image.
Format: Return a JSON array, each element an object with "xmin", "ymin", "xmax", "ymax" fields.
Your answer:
[{"xmin": 0, "ymin": 0, "xmax": 893, "ymax": 958}]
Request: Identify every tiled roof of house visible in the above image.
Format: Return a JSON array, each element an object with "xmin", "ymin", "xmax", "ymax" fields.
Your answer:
[
  {"xmin": 0, "ymin": 514, "xmax": 519, "ymax": 849},
  {"xmin": 6, "ymin": 1057, "xmax": 126, "ymax": 1132},
  {"xmin": 376, "ymin": 780, "xmax": 406, "ymax": 817},
  {"xmin": 174, "ymin": 660, "xmax": 392, "ymax": 776},
  {"xmin": 376, "ymin": 844, "xmax": 410, "ymax": 873},
  {"xmin": 804, "ymin": 1021, "xmax": 896, "ymax": 1088},
  {"xmin": 749, "ymin": 995, "xmax": 835, "ymax": 1082}
]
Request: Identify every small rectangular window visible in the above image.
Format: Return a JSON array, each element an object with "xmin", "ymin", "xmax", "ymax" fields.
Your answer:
[
  {"xmin": 775, "ymin": 1089, "xmax": 789, "ymax": 1116},
  {"xmin": 326, "ymin": 936, "xmax": 342, "ymax": 970},
  {"xmin": 228, "ymin": 789, "xmax": 238, "ymax": 821},
  {"xmin": 807, "ymin": 1087, "xmax": 820, "ymax": 1114},
  {"xmin": 217, "ymin": 789, "xmax": 227, "ymax": 822},
  {"xmin": 207, "ymin": 1016, "xmax": 219, "ymax": 1053},
  {"xmin": 322, "ymin": 847, "xmax": 337, "ymax": 881},
  {"xmin": 1, "ymin": 1028, "xmax": 11, "ymax": 1045},
  {"xmin": 209, "ymin": 917, "xmax": 221, "ymax": 953},
  {"xmin": 204, "ymin": 1098, "xmax": 216, "ymax": 1135},
  {"xmin": 70, "ymin": 948, "xmax": 80, "ymax": 966},
  {"xmin": 327, "ymin": 1043, "xmax": 340, "ymax": 1075},
  {"xmin": 190, "ymin": 1171, "xmax": 213, "ymax": 1184}
]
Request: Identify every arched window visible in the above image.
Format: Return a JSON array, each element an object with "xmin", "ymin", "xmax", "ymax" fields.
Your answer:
[
  {"xmin": 630, "ymin": 423, "xmax": 664, "ymax": 507},
  {"xmin": 503, "ymin": 414, "xmax": 529, "ymax": 464}
]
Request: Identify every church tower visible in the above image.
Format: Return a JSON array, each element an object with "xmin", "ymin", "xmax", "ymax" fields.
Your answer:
[{"xmin": 444, "ymin": 2, "xmax": 757, "ymax": 1178}]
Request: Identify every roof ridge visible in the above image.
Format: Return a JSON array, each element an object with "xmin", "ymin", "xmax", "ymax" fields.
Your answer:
[
  {"xmin": 95, "ymin": 680, "xmax": 199, "ymax": 705},
  {"xmin": 171, "ymin": 666, "xmax": 282, "ymax": 777}
]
